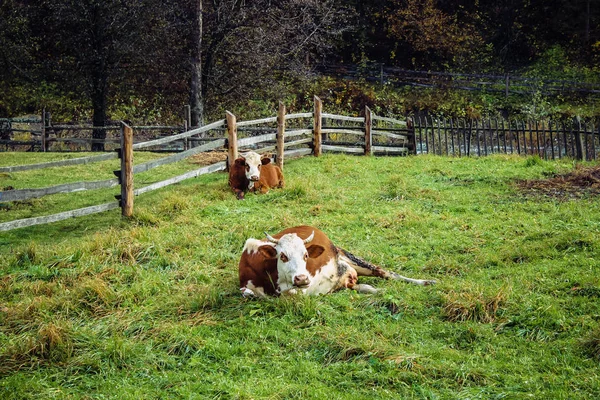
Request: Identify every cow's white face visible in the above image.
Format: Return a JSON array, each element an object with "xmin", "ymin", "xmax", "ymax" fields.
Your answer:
[
  {"xmin": 241, "ymin": 151, "xmax": 263, "ymax": 182},
  {"xmin": 273, "ymin": 233, "xmax": 312, "ymax": 289},
  {"xmin": 258, "ymin": 231, "xmax": 324, "ymax": 293}
]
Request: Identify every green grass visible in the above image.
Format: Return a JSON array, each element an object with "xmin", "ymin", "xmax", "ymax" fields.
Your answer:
[{"xmin": 1, "ymin": 153, "xmax": 599, "ymax": 399}]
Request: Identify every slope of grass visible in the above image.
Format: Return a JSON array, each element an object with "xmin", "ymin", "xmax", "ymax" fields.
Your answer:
[{"xmin": 1, "ymin": 153, "xmax": 599, "ymax": 399}]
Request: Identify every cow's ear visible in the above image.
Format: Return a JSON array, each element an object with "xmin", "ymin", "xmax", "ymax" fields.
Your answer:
[
  {"xmin": 306, "ymin": 244, "xmax": 325, "ymax": 259},
  {"xmin": 261, "ymin": 156, "xmax": 272, "ymax": 165},
  {"xmin": 234, "ymin": 157, "xmax": 246, "ymax": 166},
  {"xmin": 258, "ymin": 245, "xmax": 277, "ymax": 259}
]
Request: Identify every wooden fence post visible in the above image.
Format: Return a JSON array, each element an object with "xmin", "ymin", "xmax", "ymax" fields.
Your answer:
[
  {"xmin": 184, "ymin": 105, "xmax": 191, "ymax": 130},
  {"xmin": 313, "ymin": 96, "xmax": 322, "ymax": 157},
  {"xmin": 226, "ymin": 111, "xmax": 238, "ymax": 169},
  {"xmin": 364, "ymin": 106, "xmax": 372, "ymax": 156},
  {"xmin": 407, "ymin": 117, "xmax": 416, "ymax": 155},
  {"xmin": 183, "ymin": 104, "xmax": 191, "ymax": 150},
  {"xmin": 45, "ymin": 111, "xmax": 52, "ymax": 152},
  {"xmin": 276, "ymin": 101, "xmax": 286, "ymax": 169},
  {"xmin": 575, "ymin": 117, "xmax": 585, "ymax": 161},
  {"xmin": 41, "ymin": 108, "xmax": 47, "ymax": 152},
  {"xmin": 120, "ymin": 122, "xmax": 134, "ymax": 218}
]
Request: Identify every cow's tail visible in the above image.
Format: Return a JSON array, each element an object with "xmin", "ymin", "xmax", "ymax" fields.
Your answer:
[{"xmin": 337, "ymin": 247, "xmax": 436, "ymax": 286}]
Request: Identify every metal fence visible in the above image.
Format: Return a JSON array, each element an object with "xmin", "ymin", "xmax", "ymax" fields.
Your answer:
[{"xmin": 412, "ymin": 116, "xmax": 599, "ymax": 160}]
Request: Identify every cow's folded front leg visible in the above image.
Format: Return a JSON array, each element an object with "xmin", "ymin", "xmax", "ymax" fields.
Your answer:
[
  {"xmin": 241, "ymin": 287, "xmax": 258, "ymax": 297},
  {"xmin": 234, "ymin": 189, "xmax": 245, "ymax": 200}
]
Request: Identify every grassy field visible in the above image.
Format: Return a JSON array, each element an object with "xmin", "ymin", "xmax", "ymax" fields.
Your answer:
[{"xmin": 1, "ymin": 152, "xmax": 599, "ymax": 399}]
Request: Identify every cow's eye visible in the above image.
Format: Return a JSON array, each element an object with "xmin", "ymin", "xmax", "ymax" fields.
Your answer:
[
  {"xmin": 303, "ymin": 253, "xmax": 308, "ymax": 261},
  {"xmin": 245, "ymin": 165, "xmax": 250, "ymax": 171},
  {"xmin": 280, "ymin": 253, "xmax": 289, "ymax": 262}
]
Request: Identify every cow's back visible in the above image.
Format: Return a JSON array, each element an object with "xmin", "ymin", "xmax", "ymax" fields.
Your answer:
[{"xmin": 255, "ymin": 163, "xmax": 283, "ymax": 192}]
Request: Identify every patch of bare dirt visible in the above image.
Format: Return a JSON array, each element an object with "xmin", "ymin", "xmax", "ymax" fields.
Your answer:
[
  {"xmin": 189, "ymin": 151, "xmax": 228, "ymax": 166},
  {"xmin": 517, "ymin": 165, "xmax": 600, "ymax": 199}
]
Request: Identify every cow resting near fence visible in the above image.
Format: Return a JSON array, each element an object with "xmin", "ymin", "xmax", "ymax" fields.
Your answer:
[
  {"xmin": 252, "ymin": 156, "xmax": 284, "ymax": 194},
  {"xmin": 229, "ymin": 151, "xmax": 283, "ymax": 199},
  {"xmin": 238, "ymin": 225, "xmax": 436, "ymax": 297}
]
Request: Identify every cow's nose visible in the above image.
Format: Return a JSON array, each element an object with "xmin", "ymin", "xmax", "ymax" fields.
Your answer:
[
  {"xmin": 250, "ymin": 175, "xmax": 259, "ymax": 181},
  {"xmin": 293, "ymin": 274, "xmax": 310, "ymax": 287}
]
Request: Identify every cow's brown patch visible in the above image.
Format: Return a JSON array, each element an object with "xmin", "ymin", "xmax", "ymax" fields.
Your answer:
[{"xmin": 517, "ymin": 165, "xmax": 600, "ymax": 200}]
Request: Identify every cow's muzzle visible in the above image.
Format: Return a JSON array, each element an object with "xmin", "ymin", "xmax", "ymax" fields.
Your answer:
[
  {"xmin": 293, "ymin": 274, "xmax": 310, "ymax": 288},
  {"xmin": 250, "ymin": 175, "xmax": 259, "ymax": 181}
]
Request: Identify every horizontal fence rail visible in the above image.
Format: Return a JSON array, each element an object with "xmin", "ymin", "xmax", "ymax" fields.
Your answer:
[
  {"xmin": 131, "ymin": 119, "xmax": 225, "ymax": 150},
  {"xmin": 134, "ymin": 161, "xmax": 227, "ymax": 196},
  {"xmin": 0, "ymin": 152, "xmax": 118, "ymax": 173},
  {"xmin": 132, "ymin": 139, "xmax": 226, "ymax": 174},
  {"xmin": 0, "ymin": 202, "xmax": 120, "ymax": 232},
  {"xmin": 0, "ymin": 178, "xmax": 120, "ymax": 202}
]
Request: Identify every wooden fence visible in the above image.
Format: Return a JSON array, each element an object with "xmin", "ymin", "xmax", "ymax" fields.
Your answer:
[
  {"xmin": 0, "ymin": 96, "xmax": 412, "ymax": 231},
  {"xmin": 2, "ymin": 96, "xmax": 599, "ymax": 232},
  {"xmin": 0, "ymin": 107, "xmax": 189, "ymax": 152}
]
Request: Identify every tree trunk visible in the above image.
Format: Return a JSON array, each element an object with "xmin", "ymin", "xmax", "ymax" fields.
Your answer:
[
  {"xmin": 190, "ymin": 0, "xmax": 203, "ymax": 127},
  {"xmin": 91, "ymin": 62, "xmax": 108, "ymax": 152},
  {"xmin": 585, "ymin": 0, "xmax": 590, "ymax": 46}
]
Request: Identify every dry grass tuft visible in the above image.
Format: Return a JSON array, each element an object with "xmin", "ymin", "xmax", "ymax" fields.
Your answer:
[
  {"xmin": 383, "ymin": 354, "xmax": 423, "ymax": 371},
  {"xmin": 11, "ymin": 243, "xmax": 38, "ymax": 267},
  {"xmin": 442, "ymin": 287, "xmax": 509, "ymax": 323},
  {"xmin": 0, "ymin": 321, "xmax": 74, "ymax": 374},
  {"xmin": 87, "ymin": 230, "xmax": 157, "ymax": 265},
  {"xmin": 581, "ymin": 326, "xmax": 600, "ymax": 361},
  {"xmin": 37, "ymin": 322, "xmax": 71, "ymax": 356},
  {"xmin": 28, "ymin": 280, "xmax": 59, "ymax": 297},
  {"xmin": 74, "ymin": 276, "xmax": 119, "ymax": 314}
]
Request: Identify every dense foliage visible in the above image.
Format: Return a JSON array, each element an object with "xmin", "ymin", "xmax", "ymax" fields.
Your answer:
[{"xmin": 1, "ymin": 0, "xmax": 599, "ymax": 125}]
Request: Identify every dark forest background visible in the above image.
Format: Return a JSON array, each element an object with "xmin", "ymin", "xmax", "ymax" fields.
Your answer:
[{"xmin": 1, "ymin": 0, "xmax": 599, "ymax": 130}]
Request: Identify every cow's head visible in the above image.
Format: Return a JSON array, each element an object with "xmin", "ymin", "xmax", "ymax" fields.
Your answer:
[
  {"xmin": 234, "ymin": 151, "xmax": 271, "ymax": 182},
  {"xmin": 258, "ymin": 231, "xmax": 324, "ymax": 290}
]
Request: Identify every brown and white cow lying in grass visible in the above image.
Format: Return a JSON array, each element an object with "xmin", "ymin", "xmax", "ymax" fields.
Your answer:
[
  {"xmin": 252, "ymin": 157, "xmax": 284, "ymax": 194},
  {"xmin": 238, "ymin": 225, "xmax": 436, "ymax": 297},
  {"xmin": 228, "ymin": 151, "xmax": 284, "ymax": 199}
]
